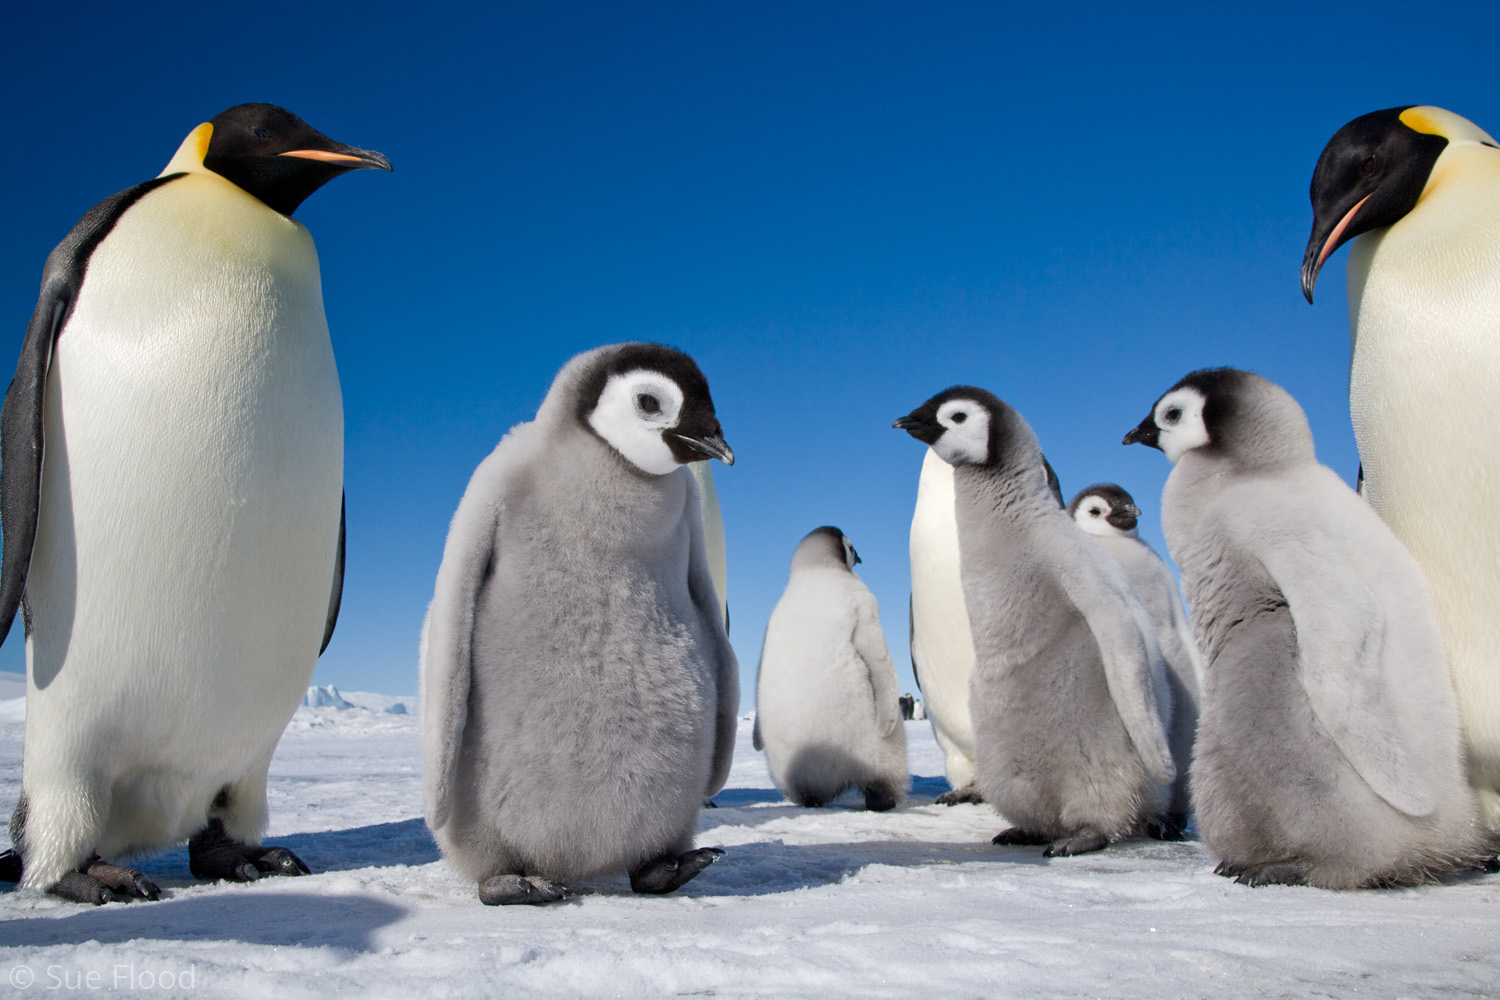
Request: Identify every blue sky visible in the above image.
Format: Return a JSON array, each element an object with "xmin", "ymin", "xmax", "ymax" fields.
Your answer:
[{"xmin": 2, "ymin": 1, "xmax": 1497, "ymax": 706}]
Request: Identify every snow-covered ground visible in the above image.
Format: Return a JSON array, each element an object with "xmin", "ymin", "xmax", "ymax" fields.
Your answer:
[{"xmin": 1, "ymin": 675, "xmax": 1497, "ymax": 999}]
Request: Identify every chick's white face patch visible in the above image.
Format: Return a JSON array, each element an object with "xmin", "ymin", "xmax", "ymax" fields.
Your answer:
[
  {"xmin": 1073, "ymin": 495, "xmax": 1117, "ymax": 537},
  {"xmin": 931, "ymin": 399, "xmax": 992, "ymax": 466},
  {"xmin": 842, "ymin": 536, "xmax": 859, "ymax": 570},
  {"xmin": 588, "ymin": 369, "xmax": 686, "ymax": 475},
  {"xmin": 1154, "ymin": 387, "xmax": 1209, "ymax": 463}
]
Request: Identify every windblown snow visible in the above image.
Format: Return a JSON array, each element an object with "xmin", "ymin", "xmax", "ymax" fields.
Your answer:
[{"xmin": 0, "ymin": 672, "xmax": 1495, "ymax": 998}]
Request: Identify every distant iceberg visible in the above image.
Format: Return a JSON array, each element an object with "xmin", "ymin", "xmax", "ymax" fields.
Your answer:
[{"xmin": 302, "ymin": 684, "xmax": 353, "ymax": 710}]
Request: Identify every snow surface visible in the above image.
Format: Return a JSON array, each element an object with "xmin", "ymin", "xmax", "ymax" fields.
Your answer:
[{"xmin": 1, "ymin": 687, "xmax": 1497, "ymax": 999}]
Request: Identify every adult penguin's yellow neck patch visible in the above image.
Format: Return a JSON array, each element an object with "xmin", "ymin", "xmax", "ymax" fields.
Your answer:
[
  {"xmin": 1399, "ymin": 106, "xmax": 1498, "ymax": 147},
  {"xmin": 159, "ymin": 122, "xmax": 214, "ymax": 176},
  {"xmin": 1399, "ymin": 107, "xmax": 1446, "ymax": 137}
]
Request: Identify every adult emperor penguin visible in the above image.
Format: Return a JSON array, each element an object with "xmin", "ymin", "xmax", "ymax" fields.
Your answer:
[
  {"xmin": 1302, "ymin": 106, "xmax": 1500, "ymax": 832},
  {"xmin": 1068, "ymin": 484, "xmax": 1201, "ymax": 837},
  {"xmin": 907, "ymin": 450, "xmax": 980, "ymax": 804},
  {"xmin": 895, "ymin": 389, "xmax": 1175, "ymax": 856},
  {"xmin": 753, "ymin": 526, "xmax": 907, "ymax": 810},
  {"xmin": 421, "ymin": 342, "xmax": 738, "ymax": 905},
  {"xmin": 1125, "ymin": 368, "xmax": 1486, "ymax": 887},
  {"xmin": 0, "ymin": 104, "xmax": 388, "ymax": 903}
]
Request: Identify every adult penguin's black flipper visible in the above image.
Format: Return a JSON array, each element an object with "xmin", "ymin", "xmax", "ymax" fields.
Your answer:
[{"xmin": 319, "ymin": 493, "xmax": 346, "ymax": 655}]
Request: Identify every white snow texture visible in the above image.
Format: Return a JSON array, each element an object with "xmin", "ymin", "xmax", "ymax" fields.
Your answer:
[{"xmin": 0, "ymin": 672, "xmax": 1496, "ymax": 998}]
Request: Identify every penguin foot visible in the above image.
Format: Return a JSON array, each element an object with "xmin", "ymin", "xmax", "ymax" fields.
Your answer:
[
  {"xmin": 0, "ymin": 849, "xmax": 22, "ymax": 882},
  {"xmin": 1213, "ymin": 859, "xmax": 1247, "ymax": 879},
  {"xmin": 935, "ymin": 784, "xmax": 984, "ymax": 807},
  {"xmin": 188, "ymin": 819, "xmax": 311, "ymax": 882},
  {"xmin": 1146, "ymin": 816, "xmax": 1188, "ymax": 842},
  {"xmin": 629, "ymin": 847, "xmax": 724, "ymax": 895},
  {"xmin": 1043, "ymin": 829, "xmax": 1108, "ymax": 857},
  {"xmin": 861, "ymin": 785, "xmax": 899, "ymax": 812},
  {"xmin": 1232, "ymin": 862, "xmax": 1308, "ymax": 887},
  {"xmin": 50, "ymin": 857, "xmax": 160, "ymax": 905},
  {"xmin": 1481, "ymin": 854, "xmax": 1499, "ymax": 874},
  {"xmin": 991, "ymin": 827, "xmax": 1050, "ymax": 847},
  {"xmin": 478, "ymin": 874, "xmax": 567, "ymax": 906}
]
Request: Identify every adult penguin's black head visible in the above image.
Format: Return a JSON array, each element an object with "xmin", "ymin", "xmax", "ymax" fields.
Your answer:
[
  {"xmin": 202, "ymin": 104, "xmax": 392, "ymax": 217},
  {"xmin": 1300, "ymin": 106, "xmax": 1480, "ymax": 303}
]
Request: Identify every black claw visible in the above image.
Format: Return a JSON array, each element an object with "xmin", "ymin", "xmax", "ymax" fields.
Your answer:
[
  {"xmin": 1233, "ymin": 862, "xmax": 1308, "ymax": 887},
  {"xmin": 935, "ymin": 785, "xmax": 984, "ymax": 807},
  {"xmin": 255, "ymin": 847, "xmax": 310, "ymax": 877},
  {"xmin": 630, "ymin": 847, "xmax": 724, "ymax": 895},
  {"xmin": 1042, "ymin": 829, "xmax": 1108, "ymax": 857},
  {"xmin": 189, "ymin": 819, "xmax": 312, "ymax": 882},
  {"xmin": 129, "ymin": 873, "xmax": 161, "ymax": 901},
  {"xmin": 0, "ymin": 849, "xmax": 22, "ymax": 883},
  {"xmin": 83, "ymin": 859, "xmax": 160, "ymax": 900}
]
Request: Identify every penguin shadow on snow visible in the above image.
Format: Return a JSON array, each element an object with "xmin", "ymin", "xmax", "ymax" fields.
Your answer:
[
  {"xmin": 254, "ymin": 818, "xmax": 441, "ymax": 875},
  {"xmin": 0, "ymin": 891, "xmax": 406, "ymax": 950},
  {"xmin": 705, "ymin": 773, "xmax": 960, "ymax": 826},
  {"xmin": 0, "ymin": 818, "xmax": 440, "ymax": 900}
]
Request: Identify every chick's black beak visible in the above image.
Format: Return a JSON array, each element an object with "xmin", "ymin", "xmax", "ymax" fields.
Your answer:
[
  {"xmin": 674, "ymin": 432, "xmax": 734, "ymax": 466},
  {"xmin": 1122, "ymin": 415, "xmax": 1161, "ymax": 450}
]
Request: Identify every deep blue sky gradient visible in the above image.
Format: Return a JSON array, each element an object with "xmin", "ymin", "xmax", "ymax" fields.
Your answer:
[{"xmin": 3, "ymin": 2, "xmax": 1497, "ymax": 705}]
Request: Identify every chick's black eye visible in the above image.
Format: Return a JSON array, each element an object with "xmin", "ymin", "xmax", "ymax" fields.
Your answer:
[
  {"xmin": 1089, "ymin": 507, "xmax": 1102, "ymax": 517},
  {"xmin": 1163, "ymin": 407, "xmax": 1182, "ymax": 425},
  {"xmin": 637, "ymin": 393, "xmax": 661, "ymax": 415},
  {"xmin": 951, "ymin": 411, "xmax": 967, "ymax": 424}
]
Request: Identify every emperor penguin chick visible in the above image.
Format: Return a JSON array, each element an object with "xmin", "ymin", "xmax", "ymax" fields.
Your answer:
[
  {"xmin": 895, "ymin": 389, "xmax": 1175, "ymax": 856},
  {"xmin": 754, "ymin": 527, "xmax": 907, "ymax": 811},
  {"xmin": 0, "ymin": 104, "xmax": 388, "ymax": 903},
  {"xmin": 908, "ymin": 451, "xmax": 1065, "ymax": 807},
  {"xmin": 421, "ymin": 343, "xmax": 739, "ymax": 905},
  {"xmin": 1303, "ymin": 106, "xmax": 1500, "ymax": 830},
  {"xmin": 1069, "ymin": 484, "xmax": 1202, "ymax": 837},
  {"xmin": 1126, "ymin": 368, "xmax": 1487, "ymax": 887}
]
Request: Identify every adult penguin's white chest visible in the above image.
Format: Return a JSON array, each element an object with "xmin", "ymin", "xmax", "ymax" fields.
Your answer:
[
  {"xmin": 25, "ymin": 171, "xmax": 343, "ymax": 776},
  {"xmin": 1345, "ymin": 145, "xmax": 1500, "ymax": 815},
  {"xmin": 908, "ymin": 449, "xmax": 977, "ymax": 776}
]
